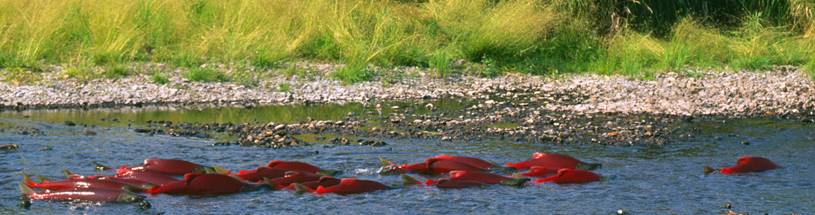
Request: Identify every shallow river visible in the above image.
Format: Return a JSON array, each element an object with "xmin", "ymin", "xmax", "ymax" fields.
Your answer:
[{"xmin": 1, "ymin": 104, "xmax": 813, "ymax": 214}]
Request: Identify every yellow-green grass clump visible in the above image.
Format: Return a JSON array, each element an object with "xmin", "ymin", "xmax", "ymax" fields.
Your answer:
[{"xmin": 0, "ymin": 0, "xmax": 814, "ymax": 82}]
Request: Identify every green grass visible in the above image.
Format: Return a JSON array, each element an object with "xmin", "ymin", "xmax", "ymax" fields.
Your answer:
[
  {"xmin": 150, "ymin": 72, "xmax": 170, "ymax": 85},
  {"xmin": 1, "ymin": 0, "xmax": 815, "ymax": 82},
  {"xmin": 183, "ymin": 68, "xmax": 229, "ymax": 82},
  {"xmin": 2, "ymin": 68, "xmax": 42, "ymax": 84},
  {"xmin": 102, "ymin": 65, "xmax": 131, "ymax": 79}
]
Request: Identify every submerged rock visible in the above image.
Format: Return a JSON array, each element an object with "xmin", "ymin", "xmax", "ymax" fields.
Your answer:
[{"xmin": 0, "ymin": 144, "xmax": 19, "ymax": 151}]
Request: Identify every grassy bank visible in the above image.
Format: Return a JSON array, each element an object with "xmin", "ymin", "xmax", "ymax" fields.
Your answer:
[{"xmin": 1, "ymin": 0, "xmax": 814, "ymax": 83}]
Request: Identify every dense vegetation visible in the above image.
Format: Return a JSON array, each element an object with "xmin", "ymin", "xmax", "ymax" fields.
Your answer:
[{"xmin": 1, "ymin": 0, "xmax": 814, "ymax": 83}]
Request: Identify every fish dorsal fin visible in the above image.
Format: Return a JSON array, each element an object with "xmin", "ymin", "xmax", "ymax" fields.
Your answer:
[
  {"xmin": 400, "ymin": 174, "xmax": 421, "ymax": 185},
  {"xmin": 92, "ymin": 161, "xmax": 111, "ymax": 171},
  {"xmin": 703, "ymin": 166, "xmax": 716, "ymax": 175},
  {"xmin": 378, "ymin": 157, "xmax": 394, "ymax": 167},
  {"xmin": 211, "ymin": 166, "xmax": 230, "ymax": 174},
  {"xmin": 63, "ymin": 168, "xmax": 77, "ymax": 178},
  {"xmin": 532, "ymin": 152, "xmax": 547, "ymax": 159}
]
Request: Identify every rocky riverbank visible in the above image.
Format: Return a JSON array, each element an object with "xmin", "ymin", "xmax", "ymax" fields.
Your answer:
[
  {"xmin": 2, "ymin": 65, "xmax": 815, "ymax": 116},
  {"xmin": 3, "ymin": 66, "xmax": 815, "ymax": 146}
]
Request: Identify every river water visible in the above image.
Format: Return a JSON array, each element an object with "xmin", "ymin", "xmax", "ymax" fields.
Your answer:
[{"xmin": 1, "ymin": 103, "xmax": 813, "ymax": 214}]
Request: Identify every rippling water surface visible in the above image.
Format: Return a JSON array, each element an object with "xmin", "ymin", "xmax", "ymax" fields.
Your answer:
[{"xmin": 1, "ymin": 104, "xmax": 813, "ymax": 214}]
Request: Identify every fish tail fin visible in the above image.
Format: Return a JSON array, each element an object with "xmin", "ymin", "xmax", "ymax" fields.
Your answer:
[
  {"xmin": 22, "ymin": 175, "xmax": 37, "ymax": 188},
  {"xmin": 317, "ymin": 170, "xmax": 340, "ymax": 176},
  {"xmin": 19, "ymin": 182, "xmax": 34, "ymax": 195},
  {"xmin": 424, "ymin": 179, "xmax": 436, "ymax": 186},
  {"xmin": 62, "ymin": 168, "xmax": 77, "ymax": 178},
  {"xmin": 400, "ymin": 174, "xmax": 422, "ymax": 186},
  {"xmin": 578, "ymin": 163, "xmax": 602, "ymax": 170},
  {"xmin": 212, "ymin": 166, "xmax": 231, "ymax": 174},
  {"xmin": 500, "ymin": 178, "xmax": 530, "ymax": 187},
  {"xmin": 703, "ymin": 166, "xmax": 716, "ymax": 175},
  {"xmin": 92, "ymin": 161, "xmax": 111, "ymax": 171},
  {"xmin": 18, "ymin": 183, "xmax": 32, "ymax": 209},
  {"xmin": 379, "ymin": 157, "xmax": 395, "ymax": 167},
  {"xmin": 291, "ymin": 183, "xmax": 312, "ymax": 194}
]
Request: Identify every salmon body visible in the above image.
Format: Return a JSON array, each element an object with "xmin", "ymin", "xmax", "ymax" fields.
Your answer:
[
  {"xmin": 25, "ymin": 176, "xmax": 132, "ymax": 192},
  {"xmin": 315, "ymin": 178, "xmax": 387, "ymax": 195},
  {"xmin": 427, "ymin": 155, "xmax": 495, "ymax": 169},
  {"xmin": 447, "ymin": 171, "xmax": 511, "ymax": 185},
  {"xmin": 267, "ymin": 171, "xmax": 321, "ymax": 189},
  {"xmin": 235, "ymin": 167, "xmax": 288, "ymax": 182},
  {"xmin": 118, "ymin": 159, "xmax": 207, "ymax": 176},
  {"xmin": 535, "ymin": 169, "xmax": 601, "ymax": 184},
  {"xmin": 267, "ymin": 160, "xmax": 322, "ymax": 174},
  {"xmin": 720, "ymin": 156, "xmax": 779, "ymax": 174},
  {"xmin": 66, "ymin": 174, "xmax": 155, "ymax": 190},
  {"xmin": 506, "ymin": 152, "xmax": 588, "ymax": 170},
  {"xmin": 396, "ymin": 163, "xmax": 430, "ymax": 173},
  {"xmin": 148, "ymin": 173, "xmax": 253, "ymax": 195},
  {"xmin": 426, "ymin": 160, "xmax": 485, "ymax": 174},
  {"xmin": 26, "ymin": 189, "xmax": 131, "ymax": 202},
  {"xmin": 521, "ymin": 166, "xmax": 559, "ymax": 178},
  {"xmin": 116, "ymin": 171, "xmax": 179, "ymax": 186},
  {"xmin": 430, "ymin": 179, "xmax": 485, "ymax": 189},
  {"xmin": 285, "ymin": 177, "xmax": 341, "ymax": 192}
]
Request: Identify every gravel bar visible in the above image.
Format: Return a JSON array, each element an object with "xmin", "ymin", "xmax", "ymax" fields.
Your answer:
[{"xmin": 2, "ymin": 67, "xmax": 814, "ymax": 117}]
